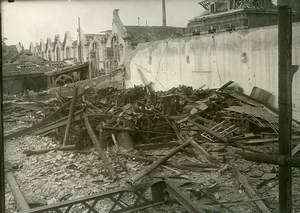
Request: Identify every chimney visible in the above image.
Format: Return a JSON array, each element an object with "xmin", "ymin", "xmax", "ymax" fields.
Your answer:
[{"xmin": 162, "ymin": 0, "xmax": 166, "ymax": 26}]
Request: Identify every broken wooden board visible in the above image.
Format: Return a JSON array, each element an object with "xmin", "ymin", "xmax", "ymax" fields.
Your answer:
[
  {"xmin": 5, "ymin": 168, "xmax": 30, "ymax": 212},
  {"xmin": 63, "ymin": 87, "xmax": 78, "ymax": 146},
  {"xmin": 33, "ymin": 113, "xmax": 82, "ymax": 135},
  {"xmin": 83, "ymin": 115, "xmax": 115, "ymax": 178},
  {"xmin": 130, "ymin": 137, "xmax": 194, "ymax": 184},
  {"xmin": 231, "ymin": 164, "xmax": 271, "ymax": 213},
  {"xmin": 4, "ymin": 89, "xmax": 89, "ymax": 140}
]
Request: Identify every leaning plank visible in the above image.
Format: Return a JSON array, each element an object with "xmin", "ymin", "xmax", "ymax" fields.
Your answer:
[
  {"xmin": 63, "ymin": 87, "xmax": 78, "ymax": 146},
  {"xmin": 4, "ymin": 88, "xmax": 89, "ymax": 140},
  {"xmin": 6, "ymin": 171, "xmax": 30, "ymax": 212},
  {"xmin": 23, "ymin": 145, "xmax": 76, "ymax": 156},
  {"xmin": 83, "ymin": 115, "xmax": 115, "ymax": 178},
  {"xmin": 188, "ymin": 119, "xmax": 228, "ymax": 142},
  {"xmin": 231, "ymin": 164, "xmax": 271, "ymax": 213},
  {"xmin": 130, "ymin": 137, "xmax": 193, "ymax": 184}
]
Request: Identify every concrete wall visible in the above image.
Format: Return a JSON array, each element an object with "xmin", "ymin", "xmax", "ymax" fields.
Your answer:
[{"xmin": 127, "ymin": 23, "xmax": 300, "ymax": 121}]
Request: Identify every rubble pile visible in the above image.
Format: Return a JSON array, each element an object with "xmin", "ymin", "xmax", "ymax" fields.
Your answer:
[{"xmin": 4, "ymin": 83, "xmax": 300, "ymax": 213}]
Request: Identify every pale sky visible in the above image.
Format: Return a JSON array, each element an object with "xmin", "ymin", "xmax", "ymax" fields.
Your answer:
[{"xmin": 1, "ymin": 0, "xmax": 203, "ymax": 48}]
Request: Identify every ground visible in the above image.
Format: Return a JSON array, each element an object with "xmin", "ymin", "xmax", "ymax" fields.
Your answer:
[
  {"xmin": 3, "ymin": 88, "xmax": 300, "ymax": 213},
  {"xmin": 4, "ymin": 119, "xmax": 300, "ymax": 213}
]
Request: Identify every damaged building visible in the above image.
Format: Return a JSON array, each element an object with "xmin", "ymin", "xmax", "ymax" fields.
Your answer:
[{"xmin": 2, "ymin": 0, "xmax": 300, "ymax": 213}]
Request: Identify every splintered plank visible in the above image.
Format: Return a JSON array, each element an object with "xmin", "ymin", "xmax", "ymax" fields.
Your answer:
[
  {"xmin": 63, "ymin": 87, "xmax": 78, "ymax": 146},
  {"xmin": 130, "ymin": 137, "xmax": 193, "ymax": 184},
  {"xmin": 231, "ymin": 164, "xmax": 271, "ymax": 213},
  {"xmin": 83, "ymin": 115, "xmax": 115, "ymax": 178}
]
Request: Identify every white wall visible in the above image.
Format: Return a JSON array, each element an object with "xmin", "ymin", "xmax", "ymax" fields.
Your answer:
[{"xmin": 126, "ymin": 23, "xmax": 300, "ymax": 120}]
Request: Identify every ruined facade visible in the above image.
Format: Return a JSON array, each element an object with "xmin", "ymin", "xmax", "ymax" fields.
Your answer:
[
  {"xmin": 188, "ymin": 0, "xmax": 278, "ymax": 35},
  {"xmin": 105, "ymin": 9, "xmax": 186, "ymax": 72}
]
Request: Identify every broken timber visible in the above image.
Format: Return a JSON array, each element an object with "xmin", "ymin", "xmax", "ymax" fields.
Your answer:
[
  {"xmin": 237, "ymin": 151, "xmax": 300, "ymax": 168},
  {"xmin": 83, "ymin": 115, "xmax": 115, "ymax": 178},
  {"xmin": 5, "ymin": 167, "xmax": 30, "ymax": 212},
  {"xmin": 23, "ymin": 145, "xmax": 76, "ymax": 156},
  {"xmin": 33, "ymin": 110, "xmax": 83, "ymax": 135},
  {"xmin": 189, "ymin": 139, "xmax": 219, "ymax": 165},
  {"xmin": 130, "ymin": 137, "xmax": 193, "ymax": 184},
  {"xmin": 63, "ymin": 87, "xmax": 78, "ymax": 146},
  {"xmin": 231, "ymin": 164, "xmax": 271, "ymax": 213},
  {"xmin": 4, "ymin": 88, "xmax": 90, "ymax": 140}
]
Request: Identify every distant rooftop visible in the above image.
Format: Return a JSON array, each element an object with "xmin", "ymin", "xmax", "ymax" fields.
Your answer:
[{"xmin": 124, "ymin": 26, "xmax": 186, "ymax": 43}]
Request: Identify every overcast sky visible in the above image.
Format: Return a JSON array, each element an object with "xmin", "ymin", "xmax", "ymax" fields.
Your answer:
[{"xmin": 2, "ymin": 0, "xmax": 203, "ymax": 48}]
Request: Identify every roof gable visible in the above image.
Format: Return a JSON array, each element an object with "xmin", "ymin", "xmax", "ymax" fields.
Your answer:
[{"xmin": 63, "ymin": 31, "xmax": 73, "ymax": 49}]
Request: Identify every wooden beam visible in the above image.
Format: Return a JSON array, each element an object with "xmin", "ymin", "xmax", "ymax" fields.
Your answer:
[
  {"xmin": 23, "ymin": 145, "xmax": 76, "ymax": 156},
  {"xmin": 33, "ymin": 111, "xmax": 83, "ymax": 135},
  {"xmin": 83, "ymin": 115, "xmax": 115, "ymax": 178},
  {"xmin": 231, "ymin": 164, "xmax": 271, "ymax": 213},
  {"xmin": 63, "ymin": 87, "xmax": 78, "ymax": 146},
  {"xmin": 189, "ymin": 139, "xmax": 219, "ymax": 165},
  {"xmin": 130, "ymin": 137, "xmax": 193, "ymax": 184},
  {"xmin": 278, "ymin": 2, "xmax": 295, "ymax": 212},
  {"xmin": 6, "ymin": 171, "xmax": 30, "ymax": 212}
]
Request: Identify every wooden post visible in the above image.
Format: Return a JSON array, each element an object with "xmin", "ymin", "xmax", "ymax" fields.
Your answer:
[
  {"xmin": 63, "ymin": 87, "xmax": 78, "ymax": 146},
  {"xmin": 83, "ymin": 115, "xmax": 115, "ymax": 178},
  {"xmin": 0, "ymin": 11, "xmax": 6, "ymax": 213},
  {"xmin": 278, "ymin": 1, "xmax": 294, "ymax": 212}
]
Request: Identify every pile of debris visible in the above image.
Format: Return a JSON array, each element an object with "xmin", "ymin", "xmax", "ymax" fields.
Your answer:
[{"xmin": 4, "ymin": 82, "xmax": 300, "ymax": 212}]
